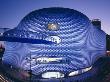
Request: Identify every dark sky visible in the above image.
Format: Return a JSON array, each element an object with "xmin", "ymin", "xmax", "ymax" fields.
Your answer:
[{"xmin": 0, "ymin": 0, "xmax": 110, "ymax": 34}]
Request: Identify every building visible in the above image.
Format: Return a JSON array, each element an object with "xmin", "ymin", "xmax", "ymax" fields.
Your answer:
[{"xmin": 91, "ymin": 19, "xmax": 101, "ymax": 29}]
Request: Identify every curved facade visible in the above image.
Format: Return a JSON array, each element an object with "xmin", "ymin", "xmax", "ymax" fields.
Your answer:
[{"xmin": 2, "ymin": 8, "xmax": 106, "ymax": 78}]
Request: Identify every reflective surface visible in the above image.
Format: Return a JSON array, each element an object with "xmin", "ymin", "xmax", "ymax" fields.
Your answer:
[{"xmin": 2, "ymin": 8, "xmax": 106, "ymax": 77}]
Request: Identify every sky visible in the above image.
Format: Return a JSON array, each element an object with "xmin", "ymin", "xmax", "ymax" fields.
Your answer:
[{"xmin": 0, "ymin": 0, "xmax": 110, "ymax": 34}]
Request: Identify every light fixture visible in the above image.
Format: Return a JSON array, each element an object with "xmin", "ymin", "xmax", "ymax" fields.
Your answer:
[
  {"xmin": 42, "ymin": 72, "xmax": 64, "ymax": 79},
  {"xmin": 48, "ymin": 23, "xmax": 58, "ymax": 30},
  {"xmin": 36, "ymin": 57, "xmax": 63, "ymax": 63},
  {"xmin": 69, "ymin": 66, "xmax": 92, "ymax": 76},
  {"xmin": 45, "ymin": 36, "xmax": 61, "ymax": 44}
]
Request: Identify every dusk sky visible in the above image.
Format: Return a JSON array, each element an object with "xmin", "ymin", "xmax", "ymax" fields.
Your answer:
[{"xmin": 0, "ymin": 0, "xmax": 110, "ymax": 34}]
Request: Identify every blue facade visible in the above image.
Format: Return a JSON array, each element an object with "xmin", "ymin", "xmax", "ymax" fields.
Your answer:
[{"xmin": 2, "ymin": 8, "xmax": 106, "ymax": 77}]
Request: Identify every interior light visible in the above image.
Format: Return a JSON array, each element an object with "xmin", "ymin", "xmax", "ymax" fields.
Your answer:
[
  {"xmin": 42, "ymin": 72, "xmax": 64, "ymax": 78},
  {"xmin": 69, "ymin": 66, "xmax": 92, "ymax": 76}
]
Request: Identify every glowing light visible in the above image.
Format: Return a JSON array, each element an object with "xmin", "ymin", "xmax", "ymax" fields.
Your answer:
[
  {"xmin": 45, "ymin": 36, "xmax": 61, "ymax": 44},
  {"xmin": 36, "ymin": 57, "xmax": 63, "ymax": 63},
  {"xmin": 48, "ymin": 23, "xmax": 58, "ymax": 30},
  {"xmin": 42, "ymin": 72, "xmax": 64, "ymax": 78},
  {"xmin": 69, "ymin": 66, "xmax": 92, "ymax": 76}
]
